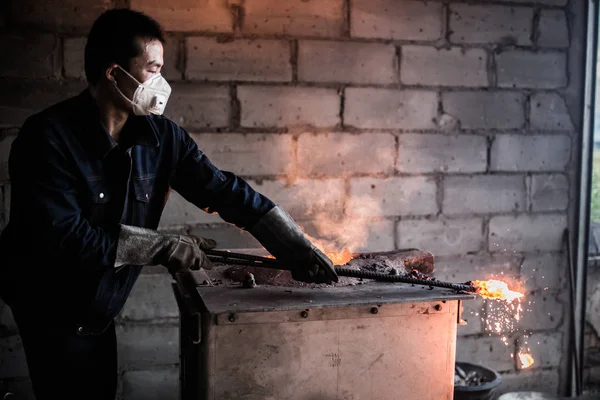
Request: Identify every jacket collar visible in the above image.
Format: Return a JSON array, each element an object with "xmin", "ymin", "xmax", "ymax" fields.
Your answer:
[{"xmin": 77, "ymin": 89, "xmax": 160, "ymax": 159}]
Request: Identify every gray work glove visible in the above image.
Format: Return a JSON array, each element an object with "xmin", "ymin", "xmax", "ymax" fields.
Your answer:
[
  {"xmin": 248, "ymin": 206, "xmax": 339, "ymax": 284},
  {"xmin": 115, "ymin": 224, "xmax": 216, "ymax": 275}
]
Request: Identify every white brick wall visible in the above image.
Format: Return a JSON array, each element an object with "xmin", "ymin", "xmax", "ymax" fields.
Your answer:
[
  {"xmin": 442, "ymin": 91, "xmax": 526, "ymax": 129},
  {"xmin": 238, "ymin": 86, "xmax": 340, "ymax": 128},
  {"xmin": 490, "ymin": 134, "xmax": 571, "ymax": 172},
  {"xmin": 297, "ymin": 132, "xmax": 395, "ymax": 176},
  {"xmin": 443, "ymin": 175, "xmax": 527, "ymax": 215},
  {"xmin": 243, "ymin": 0, "xmax": 345, "ymax": 37},
  {"xmin": 348, "ymin": 176, "xmax": 438, "ymax": 217},
  {"xmin": 350, "ymin": 0, "xmax": 443, "ymax": 41},
  {"xmin": 496, "ymin": 50, "xmax": 568, "ymax": 89},
  {"xmin": 164, "ymin": 83, "xmax": 230, "ymax": 129},
  {"xmin": 397, "ymin": 134, "xmax": 487, "ymax": 173},
  {"xmin": 345, "ymin": 88, "xmax": 438, "ymax": 129},
  {"xmin": 186, "ymin": 38, "xmax": 292, "ymax": 82},
  {"xmin": 489, "ymin": 213, "xmax": 567, "ymax": 252},
  {"xmin": 192, "ymin": 133, "xmax": 293, "ymax": 176},
  {"xmin": 400, "ymin": 46, "xmax": 488, "ymax": 87},
  {"xmin": 397, "ymin": 217, "xmax": 485, "ymax": 256},
  {"xmin": 449, "ymin": 4, "xmax": 533, "ymax": 46},
  {"xmin": 298, "ymin": 41, "xmax": 397, "ymax": 84}
]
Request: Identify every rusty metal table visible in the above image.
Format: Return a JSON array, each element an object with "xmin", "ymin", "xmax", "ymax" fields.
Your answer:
[{"xmin": 173, "ymin": 271, "xmax": 475, "ymax": 400}]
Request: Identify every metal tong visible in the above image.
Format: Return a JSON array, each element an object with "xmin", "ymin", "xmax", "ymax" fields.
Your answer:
[{"xmin": 205, "ymin": 249, "xmax": 478, "ymax": 293}]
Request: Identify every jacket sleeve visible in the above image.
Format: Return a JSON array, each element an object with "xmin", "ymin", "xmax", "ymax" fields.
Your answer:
[
  {"xmin": 7, "ymin": 116, "xmax": 119, "ymax": 269},
  {"xmin": 169, "ymin": 125, "xmax": 275, "ymax": 229}
]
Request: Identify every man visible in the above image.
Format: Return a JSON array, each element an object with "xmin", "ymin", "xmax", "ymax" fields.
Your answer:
[{"xmin": 0, "ymin": 8, "xmax": 338, "ymax": 400}]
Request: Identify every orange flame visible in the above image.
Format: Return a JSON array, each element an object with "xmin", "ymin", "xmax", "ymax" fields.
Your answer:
[
  {"xmin": 471, "ymin": 279, "xmax": 524, "ymax": 302},
  {"xmin": 518, "ymin": 351, "xmax": 534, "ymax": 369},
  {"xmin": 325, "ymin": 247, "xmax": 355, "ymax": 265}
]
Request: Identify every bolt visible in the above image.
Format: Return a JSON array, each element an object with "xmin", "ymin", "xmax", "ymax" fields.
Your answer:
[
  {"xmin": 228, "ymin": 313, "xmax": 236, "ymax": 322},
  {"xmin": 371, "ymin": 307, "xmax": 378, "ymax": 314},
  {"xmin": 434, "ymin": 304, "xmax": 442, "ymax": 311},
  {"xmin": 300, "ymin": 310, "xmax": 309, "ymax": 318}
]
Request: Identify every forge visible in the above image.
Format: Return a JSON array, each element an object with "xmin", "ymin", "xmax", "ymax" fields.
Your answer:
[{"xmin": 172, "ymin": 248, "xmax": 475, "ymax": 400}]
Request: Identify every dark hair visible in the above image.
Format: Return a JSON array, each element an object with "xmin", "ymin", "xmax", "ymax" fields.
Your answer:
[{"xmin": 84, "ymin": 8, "xmax": 165, "ymax": 84}]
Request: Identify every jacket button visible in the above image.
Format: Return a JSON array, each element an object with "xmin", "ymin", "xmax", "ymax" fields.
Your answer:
[
  {"xmin": 145, "ymin": 193, "xmax": 149, "ymax": 199},
  {"xmin": 77, "ymin": 326, "xmax": 83, "ymax": 333},
  {"xmin": 99, "ymin": 193, "xmax": 105, "ymax": 199}
]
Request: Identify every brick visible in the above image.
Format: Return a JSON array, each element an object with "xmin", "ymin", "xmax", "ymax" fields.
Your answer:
[
  {"xmin": 130, "ymin": 0, "xmax": 233, "ymax": 33},
  {"xmin": 247, "ymin": 178, "xmax": 346, "ymax": 221},
  {"xmin": 117, "ymin": 323, "xmax": 179, "ymax": 369},
  {"xmin": 348, "ymin": 177, "xmax": 438, "ymax": 217},
  {"xmin": 301, "ymin": 218, "xmax": 395, "ymax": 253},
  {"xmin": 164, "ymin": 83, "xmax": 230, "ymax": 129},
  {"xmin": 538, "ymin": 9, "xmax": 569, "ymax": 48},
  {"xmin": 496, "ymin": 369, "xmax": 560, "ymax": 395},
  {"xmin": 530, "ymin": 92, "xmax": 574, "ymax": 130},
  {"xmin": 0, "ymin": 33, "xmax": 59, "ymax": 78},
  {"xmin": 121, "ymin": 366, "xmax": 178, "ymax": 400},
  {"xmin": 63, "ymin": 37, "xmax": 86, "ymax": 79},
  {"xmin": 0, "ymin": 79, "xmax": 86, "ymax": 128},
  {"xmin": 517, "ymin": 290, "xmax": 563, "ymax": 331},
  {"xmin": 188, "ymin": 223, "xmax": 263, "ymax": 250},
  {"xmin": 160, "ymin": 35, "xmax": 183, "ymax": 82},
  {"xmin": 298, "ymin": 41, "xmax": 396, "ymax": 84},
  {"xmin": 345, "ymin": 88, "xmax": 437, "ymax": 130},
  {"xmin": 442, "ymin": 91, "xmax": 525, "ymax": 130},
  {"xmin": 517, "ymin": 332, "xmax": 562, "ymax": 369},
  {"xmin": 187, "ymin": 38, "xmax": 291, "ymax": 82},
  {"xmin": 449, "ymin": 4, "xmax": 533, "ymax": 46},
  {"xmin": 238, "ymin": 86, "xmax": 339, "ymax": 128},
  {"xmin": 520, "ymin": 253, "xmax": 567, "ymax": 292},
  {"xmin": 528, "ymin": 173, "xmax": 569, "ymax": 211},
  {"xmin": 496, "ymin": 50, "xmax": 567, "ymax": 89},
  {"xmin": 456, "ymin": 336, "xmax": 516, "ymax": 372},
  {"xmin": 397, "ymin": 134, "xmax": 487, "ymax": 173},
  {"xmin": 243, "ymin": 0, "xmax": 344, "ymax": 37},
  {"xmin": 443, "ymin": 175, "xmax": 527, "ymax": 215},
  {"xmin": 350, "ymin": 0, "xmax": 443, "ymax": 41},
  {"xmin": 159, "ymin": 190, "xmax": 224, "ymax": 228},
  {"xmin": 0, "ymin": 135, "xmax": 15, "ymax": 182},
  {"xmin": 8, "ymin": 0, "xmax": 109, "ymax": 33},
  {"xmin": 0, "ymin": 301, "xmax": 18, "ymax": 337},
  {"xmin": 490, "ymin": 134, "xmax": 571, "ymax": 172},
  {"xmin": 457, "ymin": 296, "xmax": 486, "ymax": 336},
  {"xmin": 397, "ymin": 217, "xmax": 484, "ymax": 257},
  {"xmin": 191, "ymin": 133, "xmax": 293, "ymax": 176},
  {"xmin": 297, "ymin": 132, "xmax": 395, "ymax": 177},
  {"xmin": 0, "ymin": 336, "xmax": 28, "ymax": 378},
  {"xmin": 489, "ymin": 214, "xmax": 567, "ymax": 252},
  {"xmin": 401, "ymin": 46, "xmax": 487, "ymax": 87},
  {"xmin": 434, "ymin": 254, "xmax": 522, "ymax": 284},
  {"xmin": 117, "ymin": 273, "xmax": 179, "ymax": 322}
]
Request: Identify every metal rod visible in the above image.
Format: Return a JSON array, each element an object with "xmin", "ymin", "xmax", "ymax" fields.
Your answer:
[{"xmin": 206, "ymin": 249, "xmax": 478, "ymax": 293}]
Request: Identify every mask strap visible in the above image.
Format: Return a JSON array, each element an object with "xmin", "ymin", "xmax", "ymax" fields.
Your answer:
[{"xmin": 116, "ymin": 65, "xmax": 143, "ymax": 86}]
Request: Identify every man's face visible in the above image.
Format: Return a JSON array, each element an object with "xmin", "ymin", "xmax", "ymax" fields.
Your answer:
[{"xmin": 114, "ymin": 37, "xmax": 164, "ymax": 105}]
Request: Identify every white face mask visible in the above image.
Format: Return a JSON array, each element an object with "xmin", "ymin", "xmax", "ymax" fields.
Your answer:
[{"xmin": 114, "ymin": 65, "xmax": 172, "ymax": 116}]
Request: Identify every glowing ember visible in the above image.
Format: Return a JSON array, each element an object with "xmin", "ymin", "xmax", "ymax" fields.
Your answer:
[
  {"xmin": 518, "ymin": 351, "xmax": 534, "ymax": 369},
  {"xmin": 471, "ymin": 279, "xmax": 524, "ymax": 302},
  {"xmin": 325, "ymin": 247, "xmax": 355, "ymax": 265}
]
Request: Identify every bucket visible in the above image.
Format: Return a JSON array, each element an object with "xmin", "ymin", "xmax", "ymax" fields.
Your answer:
[{"xmin": 454, "ymin": 362, "xmax": 502, "ymax": 400}]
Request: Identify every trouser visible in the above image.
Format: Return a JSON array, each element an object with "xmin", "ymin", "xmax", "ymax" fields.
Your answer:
[{"xmin": 11, "ymin": 308, "xmax": 118, "ymax": 400}]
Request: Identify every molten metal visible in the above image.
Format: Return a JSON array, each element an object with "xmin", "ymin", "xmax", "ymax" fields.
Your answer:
[
  {"xmin": 518, "ymin": 351, "xmax": 534, "ymax": 369},
  {"xmin": 471, "ymin": 279, "xmax": 524, "ymax": 302}
]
